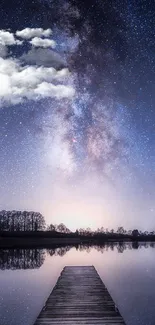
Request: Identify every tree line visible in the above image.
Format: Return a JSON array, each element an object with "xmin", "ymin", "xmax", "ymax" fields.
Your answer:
[
  {"xmin": 0, "ymin": 210, "xmax": 155, "ymax": 237},
  {"xmin": 0, "ymin": 210, "xmax": 45, "ymax": 232},
  {"xmin": 0, "ymin": 210, "xmax": 71, "ymax": 233},
  {"xmin": 48, "ymin": 224, "xmax": 155, "ymax": 237}
]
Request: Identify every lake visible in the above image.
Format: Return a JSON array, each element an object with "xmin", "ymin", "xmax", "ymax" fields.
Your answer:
[{"xmin": 0, "ymin": 242, "xmax": 155, "ymax": 325}]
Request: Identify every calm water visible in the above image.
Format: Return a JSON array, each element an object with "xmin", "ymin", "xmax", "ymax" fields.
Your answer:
[{"xmin": 0, "ymin": 242, "xmax": 155, "ymax": 325}]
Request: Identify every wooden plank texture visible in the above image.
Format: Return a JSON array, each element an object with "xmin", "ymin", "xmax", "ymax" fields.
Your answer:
[{"xmin": 34, "ymin": 266, "xmax": 126, "ymax": 325}]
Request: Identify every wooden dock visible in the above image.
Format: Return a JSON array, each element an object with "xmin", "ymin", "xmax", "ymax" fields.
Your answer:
[{"xmin": 34, "ymin": 266, "xmax": 126, "ymax": 324}]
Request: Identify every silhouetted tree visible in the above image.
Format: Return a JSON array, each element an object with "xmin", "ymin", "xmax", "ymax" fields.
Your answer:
[
  {"xmin": 96, "ymin": 227, "xmax": 105, "ymax": 234},
  {"xmin": 0, "ymin": 210, "xmax": 46, "ymax": 232},
  {"xmin": 47, "ymin": 224, "xmax": 56, "ymax": 231},
  {"xmin": 56, "ymin": 223, "xmax": 71, "ymax": 233},
  {"xmin": 150, "ymin": 231, "xmax": 155, "ymax": 235},
  {"xmin": 78, "ymin": 228, "xmax": 86, "ymax": 236},
  {"xmin": 85, "ymin": 227, "xmax": 92, "ymax": 236},
  {"xmin": 132, "ymin": 229, "xmax": 139, "ymax": 237},
  {"xmin": 117, "ymin": 226, "xmax": 126, "ymax": 234}
]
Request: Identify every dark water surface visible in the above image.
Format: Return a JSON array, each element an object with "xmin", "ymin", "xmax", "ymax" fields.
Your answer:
[{"xmin": 0, "ymin": 242, "xmax": 155, "ymax": 325}]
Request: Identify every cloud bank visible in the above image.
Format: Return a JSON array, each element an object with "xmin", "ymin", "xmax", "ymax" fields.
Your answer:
[
  {"xmin": 30, "ymin": 37, "xmax": 56, "ymax": 48},
  {"xmin": 0, "ymin": 28, "xmax": 75, "ymax": 106},
  {"xmin": 16, "ymin": 28, "xmax": 52, "ymax": 39},
  {"xmin": 0, "ymin": 30, "xmax": 22, "ymax": 46}
]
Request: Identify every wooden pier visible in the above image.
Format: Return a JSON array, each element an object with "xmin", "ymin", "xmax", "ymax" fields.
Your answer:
[{"xmin": 34, "ymin": 266, "xmax": 126, "ymax": 324}]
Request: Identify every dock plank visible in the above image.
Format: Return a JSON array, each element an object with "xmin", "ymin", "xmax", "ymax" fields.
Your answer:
[{"xmin": 34, "ymin": 266, "xmax": 126, "ymax": 325}]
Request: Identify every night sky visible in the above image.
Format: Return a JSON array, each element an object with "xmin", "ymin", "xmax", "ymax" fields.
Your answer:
[{"xmin": 0, "ymin": 0, "xmax": 155, "ymax": 230}]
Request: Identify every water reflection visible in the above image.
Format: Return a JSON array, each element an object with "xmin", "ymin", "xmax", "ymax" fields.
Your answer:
[
  {"xmin": 47, "ymin": 245, "xmax": 72, "ymax": 257},
  {"xmin": 0, "ymin": 242, "xmax": 155, "ymax": 270},
  {"xmin": 77, "ymin": 241, "xmax": 155, "ymax": 254},
  {"xmin": 0, "ymin": 248, "xmax": 45, "ymax": 270}
]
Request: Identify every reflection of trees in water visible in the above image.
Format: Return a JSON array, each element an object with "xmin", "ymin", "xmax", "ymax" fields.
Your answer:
[
  {"xmin": 0, "ymin": 246, "xmax": 72, "ymax": 270},
  {"xmin": 1, "ymin": 242, "xmax": 155, "ymax": 270},
  {"xmin": 76, "ymin": 242, "xmax": 155, "ymax": 254},
  {"xmin": 0, "ymin": 249, "xmax": 45, "ymax": 270},
  {"xmin": 47, "ymin": 246, "xmax": 71, "ymax": 257},
  {"xmin": 78, "ymin": 244, "xmax": 92, "ymax": 253}
]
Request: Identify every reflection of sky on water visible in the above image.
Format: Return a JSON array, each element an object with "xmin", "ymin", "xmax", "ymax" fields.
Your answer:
[{"xmin": 0, "ymin": 245, "xmax": 155, "ymax": 325}]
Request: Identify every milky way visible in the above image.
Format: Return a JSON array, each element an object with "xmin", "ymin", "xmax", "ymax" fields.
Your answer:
[
  {"xmin": 0, "ymin": 0, "xmax": 155, "ymax": 230},
  {"xmin": 39, "ymin": 0, "xmax": 130, "ymax": 179}
]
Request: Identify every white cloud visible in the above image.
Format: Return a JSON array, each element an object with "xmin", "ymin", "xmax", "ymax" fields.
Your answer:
[
  {"xmin": 16, "ymin": 28, "xmax": 52, "ymax": 39},
  {"xmin": 11, "ymin": 66, "xmax": 70, "ymax": 86},
  {"xmin": 0, "ymin": 30, "xmax": 16, "ymax": 45},
  {"xmin": 0, "ymin": 57, "xmax": 75, "ymax": 106},
  {"xmin": 34, "ymin": 82, "xmax": 75, "ymax": 99},
  {"xmin": 0, "ymin": 27, "xmax": 75, "ymax": 106},
  {"xmin": 0, "ymin": 30, "xmax": 23, "ymax": 46},
  {"xmin": 0, "ymin": 57, "xmax": 17, "ymax": 74},
  {"xmin": 30, "ymin": 37, "xmax": 56, "ymax": 48},
  {"xmin": 16, "ymin": 39, "xmax": 23, "ymax": 45}
]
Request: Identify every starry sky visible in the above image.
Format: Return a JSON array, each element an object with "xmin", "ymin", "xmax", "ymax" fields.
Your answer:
[{"xmin": 0, "ymin": 0, "xmax": 155, "ymax": 231}]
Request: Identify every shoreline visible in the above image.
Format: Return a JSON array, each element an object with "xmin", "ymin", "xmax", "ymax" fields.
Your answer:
[{"xmin": 0, "ymin": 236, "xmax": 155, "ymax": 248}]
